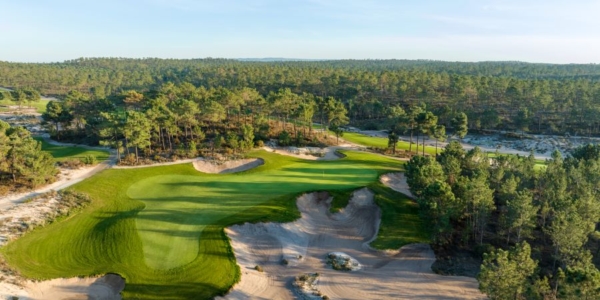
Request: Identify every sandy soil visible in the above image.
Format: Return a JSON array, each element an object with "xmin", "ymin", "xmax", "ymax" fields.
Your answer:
[
  {"xmin": 0, "ymin": 274, "xmax": 124, "ymax": 300},
  {"xmin": 193, "ymin": 158, "xmax": 264, "ymax": 174},
  {"xmin": 112, "ymin": 157, "xmax": 201, "ymax": 169},
  {"xmin": 380, "ymin": 173, "xmax": 415, "ymax": 199},
  {"xmin": 0, "ymin": 162, "xmax": 111, "ymax": 211},
  {"xmin": 262, "ymin": 146, "xmax": 353, "ymax": 161},
  {"xmin": 219, "ymin": 189, "xmax": 485, "ymax": 300}
]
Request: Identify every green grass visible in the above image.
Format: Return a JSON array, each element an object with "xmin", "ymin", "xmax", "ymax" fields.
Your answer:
[
  {"xmin": 342, "ymin": 132, "xmax": 440, "ymax": 155},
  {"xmin": 2, "ymin": 150, "xmax": 428, "ymax": 299},
  {"xmin": 0, "ymin": 99, "xmax": 50, "ymax": 113},
  {"xmin": 343, "ymin": 132, "xmax": 548, "ymax": 170},
  {"xmin": 369, "ymin": 182, "xmax": 429, "ymax": 248},
  {"xmin": 35, "ymin": 137, "xmax": 110, "ymax": 162}
]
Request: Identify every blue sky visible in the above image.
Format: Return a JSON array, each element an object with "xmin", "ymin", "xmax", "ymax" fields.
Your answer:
[{"xmin": 1, "ymin": 0, "xmax": 599, "ymax": 63}]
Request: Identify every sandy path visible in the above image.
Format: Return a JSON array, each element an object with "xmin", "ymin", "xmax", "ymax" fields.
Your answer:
[
  {"xmin": 380, "ymin": 172, "xmax": 415, "ymax": 199},
  {"xmin": 220, "ymin": 189, "xmax": 485, "ymax": 300},
  {"xmin": 193, "ymin": 158, "xmax": 264, "ymax": 174},
  {"xmin": 1, "ymin": 274, "xmax": 124, "ymax": 300},
  {"xmin": 1, "ymin": 159, "xmax": 114, "ymax": 210}
]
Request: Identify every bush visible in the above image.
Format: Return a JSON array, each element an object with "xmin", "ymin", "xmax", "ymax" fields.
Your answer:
[
  {"xmin": 254, "ymin": 265, "xmax": 263, "ymax": 272},
  {"xmin": 59, "ymin": 158, "xmax": 85, "ymax": 169},
  {"xmin": 256, "ymin": 140, "xmax": 264, "ymax": 147},
  {"xmin": 121, "ymin": 154, "xmax": 137, "ymax": 165},
  {"xmin": 281, "ymin": 258, "xmax": 289, "ymax": 265},
  {"xmin": 82, "ymin": 154, "xmax": 97, "ymax": 165}
]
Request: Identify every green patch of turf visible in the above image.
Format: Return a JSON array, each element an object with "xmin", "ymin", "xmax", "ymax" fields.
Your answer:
[
  {"xmin": 35, "ymin": 137, "xmax": 110, "ymax": 162},
  {"xmin": 342, "ymin": 132, "xmax": 440, "ymax": 155},
  {"xmin": 369, "ymin": 182, "xmax": 430, "ymax": 249},
  {"xmin": 2, "ymin": 150, "xmax": 426, "ymax": 299},
  {"xmin": 344, "ymin": 132, "xmax": 549, "ymax": 170},
  {"xmin": 0, "ymin": 99, "xmax": 50, "ymax": 113},
  {"xmin": 328, "ymin": 188, "xmax": 355, "ymax": 213}
]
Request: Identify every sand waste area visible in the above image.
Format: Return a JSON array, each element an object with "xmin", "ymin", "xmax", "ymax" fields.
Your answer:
[
  {"xmin": 0, "ymin": 274, "xmax": 124, "ymax": 300},
  {"xmin": 219, "ymin": 188, "xmax": 485, "ymax": 300}
]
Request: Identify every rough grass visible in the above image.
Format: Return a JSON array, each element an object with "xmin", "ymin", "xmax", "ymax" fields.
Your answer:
[
  {"xmin": 35, "ymin": 137, "xmax": 110, "ymax": 162},
  {"xmin": 342, "ymin": 132, "xmax": 440, "ymax": 155},
  {"xmin": 369, "ymin": 182, "xmax": 429, "ymax": 249},
  {"xmin": 1, "ymin": 150, "xmax": 427, "ymax": 299},
  {"xmin": 344, "ymin": 132, "xmax": 548, "ymax": 170},
  {"xmin": 0, "ymin": 99, "xmax": 50, "ymax": 113}
]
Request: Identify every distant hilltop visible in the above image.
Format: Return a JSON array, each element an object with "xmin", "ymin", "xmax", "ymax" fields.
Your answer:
[{"xmin": 236, "ymin": 58, "xmax": 327, "ymax": 62}]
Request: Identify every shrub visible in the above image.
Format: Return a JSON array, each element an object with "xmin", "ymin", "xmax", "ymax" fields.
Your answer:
[
  {"xmin": 254, "ymin": 265, "xmax": 263, "ymax": 272},
  {"xmin": 59, "ymin": 158, "xmax": 84, "ymax": 169},
  {"xmin": 82, "ymin": 154, "xmax": 97, "ymax": 165}
]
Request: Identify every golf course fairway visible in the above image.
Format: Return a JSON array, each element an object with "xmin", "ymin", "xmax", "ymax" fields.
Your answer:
[{"xmin": 2, "ymin": 150, "xmax": 428, "ymax": 299}]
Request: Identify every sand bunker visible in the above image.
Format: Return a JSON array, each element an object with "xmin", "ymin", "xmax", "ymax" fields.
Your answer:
[
  {"xmin": 193, "ymin": 158, "xmax": 263, "ymax": 174},
  {"xmin": 0, "ymin": 274, "xmax": 124, "ymax": 300},
  {"xmin": 380, "ymin": 172, "xmax": 415, "ymax": 199},
  {"xmin": 219, "ymin": 189, "xmax": 484, "ymax": 300},
  {"xmin": 263, "ymin": 146, "xmax": 346, "ymax": 161}
]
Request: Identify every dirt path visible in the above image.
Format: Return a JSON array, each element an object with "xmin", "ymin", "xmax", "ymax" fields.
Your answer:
[{"xmin": 219, "ymin": 189, "xmax": 485, "ymax": 300}]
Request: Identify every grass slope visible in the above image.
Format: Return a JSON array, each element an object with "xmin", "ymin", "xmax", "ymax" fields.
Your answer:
[
  {"xmin": 342, "ymin": 132, "xmax": 440, "ymax": 155},
  {"xmin": 0, "ymin": 99, "xmax": 50, "ymax": 113},
  {"xmin": 2, "ymin": 150, "xmax": 428, "ymax": 299},
  {"xmin": 343, "ymin": 132, "xmax": 547, "ymax": 170},
  {"xmin": 35, "ymin": 137, "xmax": 110, "ymax": 162}
]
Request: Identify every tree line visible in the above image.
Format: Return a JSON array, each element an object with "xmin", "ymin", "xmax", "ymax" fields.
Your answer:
[
  {"xmin": 405, "ymin": 142, "xmax": 600, "ymax": 299},
  {"xmin": 41, "ymin": 83, "xmax": 348, "ymax": 164},
  {"xmin": 3, "ymin": 58, "xmax": 600, "ymax": 135}
]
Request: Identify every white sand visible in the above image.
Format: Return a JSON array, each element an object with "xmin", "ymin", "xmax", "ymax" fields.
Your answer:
[
  {"xmin": 219, "ymin": 189, "xmax": 485, "ymax": 300},
  {"xmin": 112, "ymin": 157, "xmax": 200, "ymax": 169},
  {"xmin": 193, "ymin": 158, "xmax": 264, "ymax": 174},
  {"xmin": 262, "ymin": 145, "xmax": 359, "ymax": 161},
  {"xmin": 0, "ymin": 274, "xmax": 124, "ymax": 300},
  {"xmin": 380, "ymin": 172, "xmax": 415, "ymax": 199},
  {"xmin": 0, "ymin": 162, "xmax": 111, "ymax": 211}
]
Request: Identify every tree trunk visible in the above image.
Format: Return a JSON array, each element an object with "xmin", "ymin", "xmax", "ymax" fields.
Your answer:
[
  {"xmin": 416, "ymin": 132, "xmax": 419, "ymax": 155},
  {"xmin": 116, "ymin": 145, "xmax": 121, "ymax": 163},
  {"xmin": 409, "ymin": 126, "xmax": 413, "ymax": 152},
  {"xmin": 135, "ymin": 146, "xmax": 139, "ymax": 163}
]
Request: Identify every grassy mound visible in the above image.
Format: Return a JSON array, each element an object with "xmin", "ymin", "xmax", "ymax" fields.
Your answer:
[{"xmin": 2, "ymin": 150, "xmax": 428, "ymax": 299}]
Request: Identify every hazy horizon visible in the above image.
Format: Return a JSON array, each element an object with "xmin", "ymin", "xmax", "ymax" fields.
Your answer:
[{"xmin": 2, "ymin": 0, "xmax": 599, "ymax": 64}]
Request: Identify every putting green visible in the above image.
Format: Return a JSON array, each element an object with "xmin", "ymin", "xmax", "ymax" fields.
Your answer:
[{"xmin": 2, "ymin": 150, "xmax": 422, "ymax": 299}]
